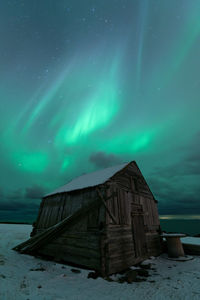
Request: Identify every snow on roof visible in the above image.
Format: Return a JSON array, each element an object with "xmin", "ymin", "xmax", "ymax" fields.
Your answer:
[{"xmin": 45, "ymin": 162, "xmax": 130, "ymax": 197}]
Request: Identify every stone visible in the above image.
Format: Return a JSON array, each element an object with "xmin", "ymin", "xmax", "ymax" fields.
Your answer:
[
  {"xmin": 137, "ymin": 268, "xmax": 149, "ymax": 277},
  {"xmin": 87, "ymin": 272, "xmax": 99, "ymax": 279},
  {"xmin": 71, "ymin": 268, "xmax": 81, "ymax": 273},
  {"xmin": 105, "ymin": 276, "xmax": 114, "ymax": 282},
  {"xmin": 125, "ymin": 270, "xmax": 138, "ymax": 283},
  {"xmin": 135, "ymin": 277, "xmax": 147, "ymax": 282},
  {"xmin": 30, "ymin": 267, "xmax": 46, "ymax": 272},
  {"xmin": 117, "ymin": 277, "xmax": 126, "ymax": 283},
  {"xmin": 140, "ymin": 263, "xmax": 151, "ymax": 269},
  {"xmin": 118, "ymin": 267, "xmax": 132, "ymax": 275},
  {"xmin": 0, "ymin": 259, "xmax": 5, "ymax": 265}
]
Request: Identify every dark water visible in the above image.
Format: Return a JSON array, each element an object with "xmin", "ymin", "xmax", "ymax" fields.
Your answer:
[{"xmin": 160, "ymin": 219, "xmax": 200, "ymax": 235}]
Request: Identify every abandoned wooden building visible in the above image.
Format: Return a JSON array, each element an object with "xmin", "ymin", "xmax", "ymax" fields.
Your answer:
[{"xmin": 14, "ymin": 161, "xmax": 162, "ymax": 275}]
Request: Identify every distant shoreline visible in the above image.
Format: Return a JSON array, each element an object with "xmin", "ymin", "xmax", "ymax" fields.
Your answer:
[
  {"xmin": 160, "ymin": 214, "xmax": 200, "ymax": 220},
  {"xmin": 0, "ymin": 221, "xmax": 32, "ymax": 225}
]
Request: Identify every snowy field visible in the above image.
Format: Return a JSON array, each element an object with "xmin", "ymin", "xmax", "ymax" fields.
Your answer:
[{"xmin": 0, "ymin": 224, "xmax": 200, "ymax": 300}]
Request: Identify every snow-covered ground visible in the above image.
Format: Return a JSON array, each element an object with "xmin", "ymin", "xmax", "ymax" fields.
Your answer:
[
  {"xmin": 0, "ymin": 224, "xmax": 200, "ymax": 300},
  {"xmin": 181, "ymin": 237, "xmax": 200, "ymax": 245}
]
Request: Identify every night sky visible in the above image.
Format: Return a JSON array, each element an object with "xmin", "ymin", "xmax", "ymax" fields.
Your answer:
[{"xmin": 0, "ymin": 0, "xmax": 200, "ymax": 222}]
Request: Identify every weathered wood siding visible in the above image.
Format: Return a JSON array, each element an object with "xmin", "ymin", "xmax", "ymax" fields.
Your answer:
[
  {"xmin": 105, "ymin": 184, "xmax": 131, "ymax": 225},
  {"xmin": 139, "ymin": 196, "xmax": 161, "ymax": 256},
  {"xmin": 100, "ymin": 225, "xmax": 137, "ymax": 275},
  {"xmin": 105, "ymin": 163, "xmax": 160, "ymax": 228},
  {"xmin": 104, "ymin": 161, "xmax": 161, "ymax": 258},
  {"xmin": 111, "ymin": 162, "xmax": 153, "ymax": 197},
  {"xmin": 131, "ymin": 204, "xmax": 147, "ymax": 257},
  {"xmin": 38, "ymin": 214, "xmax": 102, "ymax": 270},
  {"xmin": 145, "ymin": 233, "xmax": 162, "ymax": 256},
  {"xmin": 31, "ymin": 161, "xmax": 162, "ymax": 274},
  {"xmin": 33, "ymin": 188, "xmax": 105, "ymax": 235}
]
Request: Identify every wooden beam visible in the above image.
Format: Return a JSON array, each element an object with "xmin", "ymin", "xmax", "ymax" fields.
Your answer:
[
  {"xmin": 96, "ymin": 188, "xmax": 117, "ymax": 225},
  {"xmin": 13, "ymin": 198, "xmax": 101, "ymax": 254}
]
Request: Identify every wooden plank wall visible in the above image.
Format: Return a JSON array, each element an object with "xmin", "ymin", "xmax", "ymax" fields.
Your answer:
[
  {"xmin": 107, "ymin": 161, "xmax": 162, "ymax": 259},
  {"xmin": 38, "ymin": 215, "xmax": 101, "ymax": 271},
  {"xmin": 105, "ymin": 184, "xmax": 131, "ymax": 226},
  {"xmin": 112, "ymin": 162, "xmax": 154, "ymax": 199},
  {"xmin": 34, "ymin": 188, "xmax": 105, "ymax": 235},
  {"xmin": 101, "ymin": 225, "xmax": 137, "ymax": 275},
  {"xmin": 138, "ymin": 195, "xmax": 161, "ymax": 256},
  {"xmin": 139, "ymin": 196, "xmax": 160, "ymax": 230},
  {"xmin": 145, "ymin": 233, "xmax": 162, "ymax": 256},
  {"xmin": 33, "ymin": 161, "xmax": 162, "ymax": 273}
]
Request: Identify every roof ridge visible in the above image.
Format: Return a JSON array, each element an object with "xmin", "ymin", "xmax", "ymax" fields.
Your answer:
[{"xmin": 44, "ymin": 161, "xmax": 133, "ymax": 197}]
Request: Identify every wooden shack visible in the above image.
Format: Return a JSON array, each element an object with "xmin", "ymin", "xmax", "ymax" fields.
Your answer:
[{"xmin": 14, "ymin": 161, "xmax": 162, "ymax": 275}]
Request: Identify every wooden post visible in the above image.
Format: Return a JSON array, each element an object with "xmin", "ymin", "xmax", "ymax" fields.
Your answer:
[
  {"xmin": 96, "ymin": 188, "xmax": 117, "ymax": 224},
  {"xmin": 162, "ymin": 234, "xmax": 186, "ymax": 258},
  {"xmin": 166, "ymin": 237, "xmax": 185, "ymax": 258}
]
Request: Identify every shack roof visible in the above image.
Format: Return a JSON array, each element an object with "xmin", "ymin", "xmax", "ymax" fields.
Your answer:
[{"xmin": 45, "ymin": 161, "xmax": 130, "ymax": 197}]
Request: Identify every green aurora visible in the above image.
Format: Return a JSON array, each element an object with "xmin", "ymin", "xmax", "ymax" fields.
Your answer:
[{"xmin": 0, "ymin": 0, "xmax": 200, "ymax": 222}]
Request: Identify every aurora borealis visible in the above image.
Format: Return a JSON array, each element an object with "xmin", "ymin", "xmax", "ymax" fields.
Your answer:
[{"xmin": 0, "ymin": 0, "xmax": 200, "ymax": 222}]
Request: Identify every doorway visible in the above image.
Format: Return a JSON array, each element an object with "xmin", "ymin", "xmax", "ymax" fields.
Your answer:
[{"xmin": 131, "ymin": 204, "xmax": 147, "ymax": 258}]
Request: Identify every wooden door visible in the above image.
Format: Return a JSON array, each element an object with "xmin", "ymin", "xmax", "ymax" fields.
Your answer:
[{"xmin": 131, "ymin": 204, "xmax": 147, "ymax": 258}]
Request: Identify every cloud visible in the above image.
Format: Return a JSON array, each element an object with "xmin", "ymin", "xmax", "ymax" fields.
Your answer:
[
  {"xmin": 151, "ymin": 131, "xmax": 200, "ymax": 178},
  {"xmin": 0, "ymin": 188, "xmax": 4, "ymax": 200},
  {"xmin": 0, "ymin": 185, "xmax": 45, "ymax": 203},
  {"xmin": 147, "ymin": 134, "xmax": 200, "ymax": 214},
  {"xmin": 6, "ymin": 188, "xmax": 24, "ymax": 200},
  {"xmin": 0, "ymin": 201, "xmax": 39, "ymax": 223},
  {"xmin": 25, "ymin": 184, "xmax": 45, "ymax": 199},
  {"xmin": 0, "ymin": 200, "xmax": 39, "ymax": 212},
  {"xmin": 0, "ymin": 185, "xmax": 45, "ymax": 210},
  {"xmin": 89, "ymin": 151, "xmax": 123, "ymax": 168},
  {"xmin": 0, "ymin": 186, "xmax": 42, "ymax": 223},
  {"xmin": 151, "ymin": 159, "xmax": 200, "ymax": 179},
  {"xmin": 148, "ymin": 170, "xmax": 200, "ymax": 201}
]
